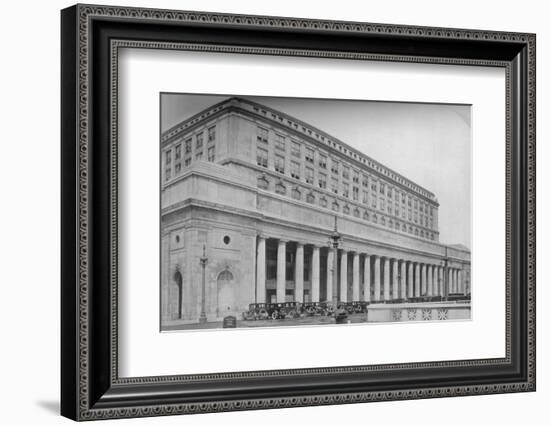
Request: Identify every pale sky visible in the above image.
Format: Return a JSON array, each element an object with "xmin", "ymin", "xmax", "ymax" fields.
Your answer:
[{"xmin": 161, "ymin": 94, "xmax": 471, "ymax": 249}]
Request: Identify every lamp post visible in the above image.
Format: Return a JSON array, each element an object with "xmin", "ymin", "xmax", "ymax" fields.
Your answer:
[
  {"xmin": 328, "ymin": 216, "xmax": 342, "ymax": 306},
  {"xmin": 199, "ymin": 244, "xmax": 208, "ymax": 324}
]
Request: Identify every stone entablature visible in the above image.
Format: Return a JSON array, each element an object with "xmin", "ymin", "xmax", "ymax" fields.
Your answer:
[{"xmin": 162, "ymin": 162, "xmax": 467, "ymax": 263}]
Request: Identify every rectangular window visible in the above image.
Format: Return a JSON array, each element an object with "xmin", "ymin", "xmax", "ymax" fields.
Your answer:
[
  {"xmin": 184, "ymin": 157, "xmax": 191, "ymax": 167},
  {"xmin": 362, "ymin": 191, "xmax": 368, "ymax": 204},
  {"xmin": 408, "ymin": 209, "xmax": 412, "ymax": 220},
  {"xmin": 331, "ymin": 159, "xmax": 339, "ymax": 175},
  {"xmin": 175, "ymin": 162, "xmax": 181, "ymax": 173},
  {"xmin": 331, "ymin": 177, "xmax": 339, "ymax": 194},
  {"xmin": 372, "ymin": 197, "xmax": 377, "ymax": 208},
  {"xmin": 195, "ymin": 151, "xmax": 203, "ymax": 161},
  {"xmin": 395, "ymin": 206, "xmax": 400, "ymax": 216},
  {"xmin": 275, "ymin": 133, "xmax": 285, "ymax": 151},
  {"xmin": 257, "ymin": 127, "xmax": 268, "ymax": 144},
  {"xmin": 275, "ymin": 155, "xmax": 285, "ymax": 174},
  {"xmin": 352, "ymin": 171, "xmax": 359, "ymax": 183},
  {"xmin": 318, "ymin": 154, "xmax": 327, "ymax": 169},
  {"xmin": 256, "ymin": 147, "xmax": 268, "ymax": 168},
  {"xmin": 184, "ymin": 138, "xmax": 192, "ymax": 154},
  {"xmin": 380, "ymin": 198, "xmax": 385, "ymax": 210},
  {"xmin": 196, "ymin": 133, "xmax": 204, "ymax": 149},
  {"xmin": 208, "ymin": 126, "xmax": 216, "ymax": 143},
  {"xmin": 207, "ymin": 146, "xmax": 215, "ymax": 162},
  {"xmin": 291, "ymin": 141, "xmax": 300, "ymax": 157},
  {"xmin": 362, "ymin": 175, "xmax": 368, "ymax": 187},
  {"xmin": 165, "ymin": 149, "xmax": 171, "ymax": 165},
  {"xmin": 290, "ymin": 160, "xmax": 300, "ymax": 180},
  {"xmin": 175, "ymin": 143, "xmax": 182, "ymax": 160},
  {"xmin": 342, "ymin": 165, "xmax": 350, "ymax": 180},
  {"xmin": 402, "ymin": 194, "xmax": 406, "ymax": 204},
  {"xmin": 387, "ymin": 202, "xmax": 392, "ymax": 213},
  {"xmin": 371, "ymin": 181, "xmax": 377, "ymax": 192},
  {"xmin": 343, "ymin": 183, "xmax": 349, "ymax": 198},
  {"xmin": 305, "ymin": 147, "xmax": 314, "ymax": 163},
  {"xmin": 165, "ymin": 167, "xmax": 171, "ymax": 181},
  {"xmin": 352, "ymin": 186, "xmax": 359, "ymax": 201},
  {"xmin": 318, "ymin": 173, "xmax": 327, "ymax": 189},
  {"xmin": 414, "ymin": 212, "xmax": 418, "ymax": 223},
  {"xmin": 379, "ymin": 182, "xmax": 385, "ymax": 194},
  {"xmin": 388, "ymin": 187, "xmax": 393, "ymax": 199},
  {"xmin": 305, "ymin": 167, "xmax": 314, "ymax": 184},
  {"xmin": 414, "ymin": 199, "xmax": 418, "ymax": 209}
]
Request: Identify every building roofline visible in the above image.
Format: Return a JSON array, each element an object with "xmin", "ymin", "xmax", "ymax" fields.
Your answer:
[{"xmin": 161, "ymin": 96, "xmax": 437, "ymax": 201}]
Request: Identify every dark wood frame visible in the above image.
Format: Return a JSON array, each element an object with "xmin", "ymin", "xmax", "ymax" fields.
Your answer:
[{"xmin": 61, "ymin": 4, "xmax": 536, "ymax": 421}]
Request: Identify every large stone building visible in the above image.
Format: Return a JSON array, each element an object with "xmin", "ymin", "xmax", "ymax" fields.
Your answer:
[{"xmin": 160, "ymin": 97, "xmax": 471, "ymax": 325}]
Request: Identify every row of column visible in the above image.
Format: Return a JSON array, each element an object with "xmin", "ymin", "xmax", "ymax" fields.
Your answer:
[{"xmin": 256, "ymin": 236, "xmax": 467, "ymax": 304}]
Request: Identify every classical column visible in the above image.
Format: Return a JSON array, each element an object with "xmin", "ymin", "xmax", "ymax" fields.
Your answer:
[
  {"xmin": 352, "ymin": 252, "xmax": 360, "ymax": 301},
  {"xmin": 392, "ymin": 259, "xmax": 399, "ymax": 300},
  {"xmin": 326, "ymin": 248, "xmax": 335, "ymax": 304},
  {"xmin": 414, "ymin": 263, "xmax": 421, "ymax": 297},
  {"xmin": 383, "ymin": 258, "xmax": 390, "ymax": 301},
  {"xmin": 421, "ymin": 264, "xmax": 427, "ymax": 296},
  {"xmin": 256, "ymin": 236, "xmax": 266, "ymax": 303},
  {"xmin": 340, "ymin": 250, "xmax": 348, "ymax": 302},
  {"xmin": 400, "ymin": 260, "xmax": 407, "ymax": 300},
  {"xmin": 312, "ymin": 245, "xmax": 320, "ymax": 303},
  {"xmin": 434, "ymin": 266, "xmax": 441, "ymax": 296},
  {"xmin": 407, "ymin": 262, "xmax": 414, "ymax": 299},
  {"xmin": 453, "ymin": 268, "xmax": 458, "ymax": 293},
  {"xmin": 276, "ymin": 239, "xmax": 286, "ymax": 303},
  {"xmin": 373, "ymin": 256, "xmax": 381, "ymax": 301},
  {"xmin": 427, "ymin": 265, "xmax": 433, "ymax": 297},
  {"xmin": 295, "ymin": 243, "xmax": 304, "ymax": 303},
  {"xmin": 363, "ymin": 254, "xmax": 371, "ymax": 302},
  {"xmin": 439, "ymin": 266, "xmax": 444, "ymax": 296}
]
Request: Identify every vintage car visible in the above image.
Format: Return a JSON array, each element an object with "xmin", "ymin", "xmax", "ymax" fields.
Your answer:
[
  {"xmin": 242, "ymin": 302, "xmax": 302, "ymax": 320},
  {"xmin": 301, "ymin": 302, "xmax": 336, "ymax": 316},
  {"xmin": 336, "ymin": 301, "xmax": 368, "ymax": 314}
]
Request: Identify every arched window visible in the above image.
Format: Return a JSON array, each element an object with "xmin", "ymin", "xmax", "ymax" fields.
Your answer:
[
  {"xmin": 217, "ymin": 269, "xmax": 235, "ymax": 316},
  {"xmin": 173, "ymin": 270, "xmax": 183, "ymax": 319},
  {"xmin": 218, "ymin": 269, "xmax": 234, "ymax": 281}
]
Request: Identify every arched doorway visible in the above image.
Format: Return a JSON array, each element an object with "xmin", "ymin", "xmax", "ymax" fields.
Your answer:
[
  {"xmin": 173, "ymin": 270, "xmax": 183, "ymax": 319},
  {"xmin": 217, "ymin": 269, "xmax": 235, "ymax": 317}
]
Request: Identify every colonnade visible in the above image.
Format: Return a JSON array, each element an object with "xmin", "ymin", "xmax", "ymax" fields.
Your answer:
[{"xmin": 256, "ymin": 236, "xmax": 467, "ymax": 304}]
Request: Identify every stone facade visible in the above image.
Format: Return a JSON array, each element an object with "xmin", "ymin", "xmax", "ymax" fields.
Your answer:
[{"xmin": 160, "ymin": 97, "xmax": 471, "ymax": 326}]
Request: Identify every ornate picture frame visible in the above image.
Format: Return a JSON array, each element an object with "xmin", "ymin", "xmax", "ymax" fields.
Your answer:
[{"xmin": 61, "ymin": 4, "xmax": 535, "ymax": 421}]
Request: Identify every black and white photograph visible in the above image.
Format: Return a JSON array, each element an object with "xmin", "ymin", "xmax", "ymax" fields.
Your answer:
[{"xmin": 160, "ymin": 94, "xmax": 472, "ymax": 331}]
